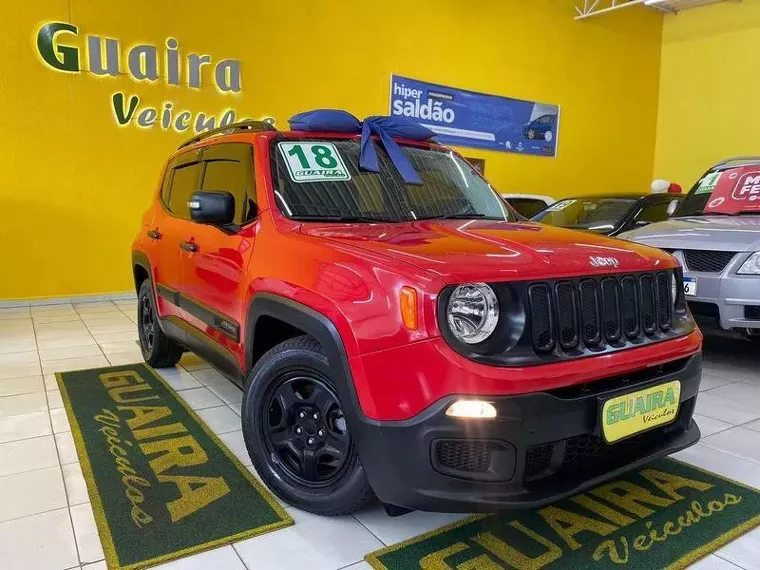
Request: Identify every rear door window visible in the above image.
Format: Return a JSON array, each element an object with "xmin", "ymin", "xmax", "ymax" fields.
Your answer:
[{"xmin": 166, "ymin": 162, "xmax": 201, "ymax": 219}]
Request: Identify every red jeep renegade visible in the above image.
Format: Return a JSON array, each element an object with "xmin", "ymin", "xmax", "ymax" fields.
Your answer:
[{"xmin": 131, "ymin": 112, "xmax": 703, "ymax": 516}]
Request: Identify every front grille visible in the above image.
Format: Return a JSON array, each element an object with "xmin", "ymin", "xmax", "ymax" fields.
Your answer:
[
  {"xmin": 434, "ymin": 440, "xmax": 494, "ymax": 473},
  {"xmin": 528, "ymin": 271, "xmax": 673, "ymax": 354},
  {"xmin": 683, "ymin": 250, "xmax": 737, "ymax": 273}
]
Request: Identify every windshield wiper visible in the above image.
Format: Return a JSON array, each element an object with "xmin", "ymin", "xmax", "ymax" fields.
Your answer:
[
  {"xmin": 289, "ymin": 214, "xmax": 394, "ymax": 223},
  {"xmin": 416, "ymin": 213, "xmax": 495, "ymax": 220}
]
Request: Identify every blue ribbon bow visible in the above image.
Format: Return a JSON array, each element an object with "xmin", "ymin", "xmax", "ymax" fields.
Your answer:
[{"xmin": 288, "ymin": 109, "xmax": 435, "ymax": 184}]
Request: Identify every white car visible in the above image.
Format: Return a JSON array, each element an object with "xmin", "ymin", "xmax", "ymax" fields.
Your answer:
[{"xmin": 501, "ymin": 194, "xmax": 556, "ymax": 218}]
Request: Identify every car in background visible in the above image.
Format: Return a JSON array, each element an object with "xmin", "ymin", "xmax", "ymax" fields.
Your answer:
[
  {"xmin": 523, "ymin": 114, "xmax": 556, "ymax": 142},
  {"xmin": 501, "ymin": 193, "xmax": 555, "ymax": 218},
  {"xmin": 532, "ymin": 193, "xmax": 683, "ymax": 237},
  {"xmin": 620, "ymin": 157, "xmax": 760, "ymax": 343}
]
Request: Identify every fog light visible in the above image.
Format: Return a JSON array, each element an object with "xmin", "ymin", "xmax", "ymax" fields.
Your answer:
[{"xmin": 445, "ymin": 400, "xmax": 497, "ymax": 419}]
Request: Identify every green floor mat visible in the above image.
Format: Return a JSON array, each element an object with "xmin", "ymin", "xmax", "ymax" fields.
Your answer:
[
  {"xmin": 366, "ymin": 458, "xmax": 760, "ymax": 569},
  {"xmin": 57, "ymin": 363, "xmax": 292, "ymax": 570}
]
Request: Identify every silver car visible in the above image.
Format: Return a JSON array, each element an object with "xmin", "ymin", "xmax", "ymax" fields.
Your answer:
[{"xmin": 620, "ymin": 157, "xmax": 760, "ymax": 341}]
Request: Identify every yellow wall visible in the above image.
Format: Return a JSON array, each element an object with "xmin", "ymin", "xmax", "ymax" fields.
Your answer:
[
  {"xmin": 655, "ymin": 1, "xmax": 760, "ymax": 190},
  {"xmin": 0, "ymin": 0, "xmax": 663, "ymax": 300}
]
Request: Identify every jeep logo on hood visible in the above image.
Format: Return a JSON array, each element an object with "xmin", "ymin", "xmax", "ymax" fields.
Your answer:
[{"xmin": 589, "ymin": 256, "xmax": 619, "ymax": 268}]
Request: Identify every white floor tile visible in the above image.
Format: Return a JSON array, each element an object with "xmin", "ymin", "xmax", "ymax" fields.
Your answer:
[
  {"xmin": 82, "ymin": 561, "xmax": 107, "ymax": 570},
  {"xmin": 36, "ymin": 335, "xmax": 97, "ymax": 351},
  {"xmin": 196, "ymin": 406, "xmax": 241, "ymax": 435},
  {"xmin": 105, "ymin": 352, "xmax": 143, "ymax": 366},
  {"xmin": 695, "ymin": 392, "xmax": 760, "ymax": 425},
  {"xmin": 0, "ymin": 306, "xmax": 30, "ymax": 317},
  {"xmin": 673, "ymin": 444, "xmax": 760, "ymax": 489},
  {"xmin": 708, "ymin": 382, "xmax": 760, "ymax": 407},
  {"xmin": 92, "ymin": 330, "xmax": 138, "ymax": 343},
  {"xmin": 50, "ymin": 408, "xmax": 72, "ymax": 433},
  {"xmin": 70, "ymin": 502, "xmax": 105, "ymax": 564},
  {"xmin": 0, "ymin": 350, "xmax": 40, "ymax": 365},
  {"xmin": 342, "ymin": 562, "xmax": 374, "ymax": 570},
  {"xmin": 156, "ymin": 367, "xmax": 203, "ymax": 391},
  {"xmin": 47, "ymin": 390, "xmax": 63, "ymax": 410},
  {"xmin": 0, "ymin": 466, "xmax": 67, "ymax": 522},
  {"xmin": 202, "ymin": 378, "xmax": 243, "ymax": 406},
  {"xmin": 44, "ymin": 374, "xmax": 61, "ymax": 391},
  {"xmin": 98, "ymin": 340, "xmax": 145, "ymax": 355},
  {"xmin": 0, "ymin": 375, "xmax": 44, "ymax": 397},
  {"xmin": 0, "ymin": 411, "xmax": 52, "ymax": 443},
  {"xmin": 228, "ymin": 403, "xmax": 241, "ymax": 417},
  {"xmin": 0, "ymin": 339, "xmax": 38, "ymax": 355},
  {"xmin": 0, "ymin": 435, "xmax": 58, "ymax": 476},
  {"xmin": 701, "ymin": 427, "xmax": 760, "ymax": 465},
  {"xmin": 32, "ymin": 312, "xmax": 82, "ymax": 324},
  {"xmin": 55, "ymin": 431, "xmax": 79, "ymax": 465},
  {"xmin": 0, "ymin": 508, "xmax": 78, "ymax": 570},
  {"xmin": 0, "ymin": 362, "xmax": 42, "ymax": 381},
  {"xmin": 353, "ymin": 502, "xmax": 468, "ymax": 546},
  {"xmin": 693, "ymin": 414, "xmax": 734, "ymax": 437},
  {"xmin": 0, "ymin": 392, "xmax": 48, "ymax": 417},
  {"xmin": 192, "ymin": 368, "xmax": 227, "ymax": 385},
  {"xmin": 62, "ymin": 462, "xmax": 89, "ymax": 505},
  {"xmin": 151, "ymin": 545, "xmax": 246, "ymax": 570},
  {"xmin": 30, "ymin": 301, "xmax": 74, "ymax": 309},
  {"xmin": 218, "ymin": 430, "xmax": 251, "ymax": 466},
  {"xmin": 42, "ymin": 356, "xmax": 109, "ymax": 374},
  {"xmin": 715, "ymin": 526, "xmax": 760, "ymax": 570},
  {"xmin": 176, "ymin": 387, "xmax": 225, "ymax": 410},
  {"xmin": 688, "ymin": 554, "xmax": 743, "ymax": 569},
  {"xmin": 234, "ymin": 507, "xmax": 383, "ymax": 570},
  {"xmin": 38, "ymin": 344, "xmax": 104, "ymax": 361}
]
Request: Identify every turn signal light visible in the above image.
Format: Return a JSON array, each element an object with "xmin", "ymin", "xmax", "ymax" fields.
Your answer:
[
  {"xmin": 400, "ymin": 286, "xmax": 418, "ymax": 330},
  {"xmin": 445, "ymin": 400, "xmax": 497, "ymax": 419}
]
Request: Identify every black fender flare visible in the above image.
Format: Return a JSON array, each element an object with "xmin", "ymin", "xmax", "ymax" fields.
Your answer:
[
  {"xmin": 131, "ymin": 251, "xmax": 152, "ymax": 292},
  {"xmin": 244, "ymin": 293, "xmax": 366, "ymax": 424}
]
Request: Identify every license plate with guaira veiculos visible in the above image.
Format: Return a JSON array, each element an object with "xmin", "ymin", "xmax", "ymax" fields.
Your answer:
[{"xmin": 601, "ymin": 380, "xmax": 681, "ymax": 443}]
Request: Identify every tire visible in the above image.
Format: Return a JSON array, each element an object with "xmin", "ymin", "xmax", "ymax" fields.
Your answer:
[
  {"xmin": 527, "ymin": 129, "xmax": 535, "ymax": 139},
  {"xmin": 137, "ymin": 279, "xmax": 183, "ymax": 368},
  {"xmin": 242, "ymin": 335, "xmax": 374, "ymax": 515}
]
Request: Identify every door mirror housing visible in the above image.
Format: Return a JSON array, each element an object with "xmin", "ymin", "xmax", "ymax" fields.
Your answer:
[
  {"xmin": 189, "ymin": 191, "xmax": 235, "ymax": 225},
  {"xmin": 667, "ymin": 199, "xmax": 679, "ymax": 217},
  {"xmin": 634, "ymin": 219, "xmax": 651, "ymax": 228}
]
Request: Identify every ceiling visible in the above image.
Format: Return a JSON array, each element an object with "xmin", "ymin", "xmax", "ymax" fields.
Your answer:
[{"xmin": 574, "ymin": 0, "xmax": 738, "ymax": 20}]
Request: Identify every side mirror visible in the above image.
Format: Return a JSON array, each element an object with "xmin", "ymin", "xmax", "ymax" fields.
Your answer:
[
  {"xmin": 634, "ymin": 219, "xmax": 651, "ymax": 228},
  {"xmin": 189, "ymin": 191, "xmax": 235, "ymax": 225}
]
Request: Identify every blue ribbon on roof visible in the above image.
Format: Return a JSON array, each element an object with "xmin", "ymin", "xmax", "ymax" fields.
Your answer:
[{"xmin": 288, "ymin": 109, "xmax": 435, "ymax": 184}]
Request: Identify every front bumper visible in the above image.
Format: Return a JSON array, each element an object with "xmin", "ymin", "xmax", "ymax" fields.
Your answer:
[
  {"xmin": 355, "ymin": 353, "xmax": 701, "ymax": 512},
  {"xmin": 672, "ymin": 252, "xmax": 760, "ymax": 330}
]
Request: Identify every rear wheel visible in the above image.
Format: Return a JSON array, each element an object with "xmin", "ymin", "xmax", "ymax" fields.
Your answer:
[
  {"xmin": 242, "ymin": 335, "xmax": 374, "ymax": 515},
  {"xmin": 137, "ymin": 279, "xmax": 183, "ymax": 368}
]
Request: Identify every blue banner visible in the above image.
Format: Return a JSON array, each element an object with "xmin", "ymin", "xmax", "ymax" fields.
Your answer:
[{"xmin": 389, "ymin": 75, "xmax": 559, "ymax": 157}]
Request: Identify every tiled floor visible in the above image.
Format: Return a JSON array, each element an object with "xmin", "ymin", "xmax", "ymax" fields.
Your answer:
[{"xmin": 0, "ymin": 301, "xmax": 759, "ymax": 570}]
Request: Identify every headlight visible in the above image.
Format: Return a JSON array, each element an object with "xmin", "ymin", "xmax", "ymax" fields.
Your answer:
[
  {"xmin": 447, "ymin": 283, "xmax": 499, "ymax": 344},
  {"xmin": 738, "ymin": 252, "xmax": 760, "ymax": 275}
]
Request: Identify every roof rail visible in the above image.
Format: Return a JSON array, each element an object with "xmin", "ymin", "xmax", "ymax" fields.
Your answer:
[
  {"xmin": 715, "ymin": 156, "xmax": 760, "ymax": 166},
  {"xmin": 178, "ymin": 120, "xmax": 277, "ymax": 149}
]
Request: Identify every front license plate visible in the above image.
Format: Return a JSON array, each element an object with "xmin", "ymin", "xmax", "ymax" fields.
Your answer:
[
  {"xmin": 601, "ymin": 380, "xmax": 681, "ymax": 443},
  {"xmin": 683, "ymin": 276, "xmax": 697, "ymax": 297}
]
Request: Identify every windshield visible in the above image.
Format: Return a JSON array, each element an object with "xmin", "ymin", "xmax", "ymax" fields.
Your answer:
[
  {"xmin": 531, "ymin": 197, "xmax": 637, "ymax": 234},
  {"xmin": 272, "ymin": 138, "xmax": 515, "ymax": 222},
  {"xmin": 676, "ymin": 165, "xmax": 760, "ymax": 217}
]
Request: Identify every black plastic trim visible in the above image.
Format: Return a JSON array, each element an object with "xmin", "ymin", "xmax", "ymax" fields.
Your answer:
[{"xmin": 155, "ymin": 284, "xmax": 240, "ymax": 342}]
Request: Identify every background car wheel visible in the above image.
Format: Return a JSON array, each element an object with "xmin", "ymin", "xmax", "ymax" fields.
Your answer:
[
  {"xmin": 137, "ymin": 279, "xmax": 183, "ymax": 368},
  {"xmin": 242, "ymin": 335, "xmax": 374, "ymax": 515},
  {"xmin": 527, "ymin": 129, "xmax": 535, "ymax": 139}
]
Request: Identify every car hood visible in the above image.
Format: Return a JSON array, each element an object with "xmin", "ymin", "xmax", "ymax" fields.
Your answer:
[
  {"xmin": 299, "ymin": 220, "xmax": 674, "ymax": 284},
  {"xmin": 619, "ymin": 215, "xmax": 760, "ymax": 252}
]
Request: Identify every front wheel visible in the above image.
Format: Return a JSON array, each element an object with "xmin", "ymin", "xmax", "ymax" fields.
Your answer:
[
  {"xmin": 242, "ymin": 335, "xmax": 374, "ymax": 515},
  {"xmin": 527, "ymin": 129, "xmax": 535, "ymax": 139}
]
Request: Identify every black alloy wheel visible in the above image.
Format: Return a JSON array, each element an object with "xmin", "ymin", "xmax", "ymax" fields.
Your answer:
[
  {"xmin": 139, "ymin": 293, "xmax": 155, "ymax": 352},
  {"xmin": 263, "ymin": 371, "xmax": 350, "ymax": 487},
  {"xmin": 137, "ymin": 279, "xmax": 183, "ymax": 368}
]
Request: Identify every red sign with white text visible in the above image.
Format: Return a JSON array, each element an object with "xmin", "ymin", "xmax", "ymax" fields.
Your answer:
[{"xmin": 704, "ymin": 167, "xmax": 760, "ymax": 214}]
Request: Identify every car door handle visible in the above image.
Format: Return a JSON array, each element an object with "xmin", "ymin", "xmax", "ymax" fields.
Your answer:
[
  {"xmin": 180, "ymin": 241, "xmax": 198, "ymax": 253},
  {"xmin": 147, "ymin": 230, "xmax": 162, "ymax": 240}
]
